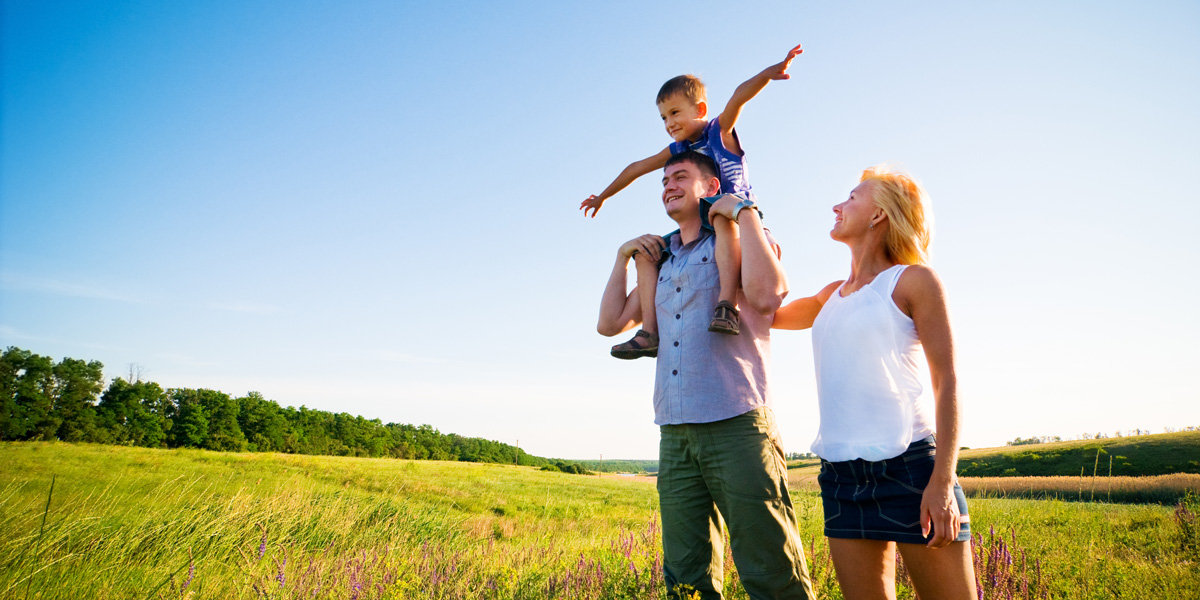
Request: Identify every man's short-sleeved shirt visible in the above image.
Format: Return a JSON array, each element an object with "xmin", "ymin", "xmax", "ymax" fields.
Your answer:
[{"xmin": 652, "ymin": 229, "xmax": 778, "ymax": 425}]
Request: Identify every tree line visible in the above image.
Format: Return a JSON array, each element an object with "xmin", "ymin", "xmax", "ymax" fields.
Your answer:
[
  {"xmin": 1008, "ymin": 428, "xmax": 1199, "ymax": 446},
  {"xmin": 1, "ymin": 346, "xmax": 588, "ymax": 471}
]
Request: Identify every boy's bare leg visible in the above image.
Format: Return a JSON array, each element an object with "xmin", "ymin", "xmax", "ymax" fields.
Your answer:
[
  {"xmin": 611, "ymin": 252, "xmax": 660, "ymax": 359},
  {"xmin": 635, "ymin": 252, "xmax": 660, "ymax": 336},
  {"xmin": 713, "ymin": 215, "xmax": 741, "ymax": 304},
  {"xmin": 709, "ymin": 214, "xmax": 742, "ymax": 335}
]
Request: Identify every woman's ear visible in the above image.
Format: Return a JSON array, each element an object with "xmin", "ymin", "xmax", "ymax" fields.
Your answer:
[{"xmin": 871, "ymin": 209, "xmax": 887, "ymax": 230}]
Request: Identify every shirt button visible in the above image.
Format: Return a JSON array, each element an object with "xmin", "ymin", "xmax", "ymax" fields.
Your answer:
[
  {"xmin": 675, "ymin": 314, "xmax": 681, "ymax": 320},
  {"xmin": 672, "ymin": 370, "xmax": 678, "ymax": 375},
  {"xmin": 702, "ymin": 257, "xmax": 708, "ymax": 262},
  {"xmin": 673, "ymin": 341, "xmax": 679, "ymax": 347},
  {"xmin": 676, "ymin": 287, "xmax": 681, "ymax": 292}
]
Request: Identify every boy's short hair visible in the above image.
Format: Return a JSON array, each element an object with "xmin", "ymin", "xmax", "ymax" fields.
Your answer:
[
  {"xmin": 656, "ymin": 74, "xmax": 707, "ymax": 106},
  {"xmin": 665, "ymin": 150, "xmax": 719, "ymax": 182}
]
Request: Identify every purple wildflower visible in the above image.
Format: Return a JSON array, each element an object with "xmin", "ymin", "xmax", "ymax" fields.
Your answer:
[
  {"xmin": 257, "ymin": 529, "xmax": 268, "ymax": 561},
  {"xmin": 180, "ymin": 561, "xmax": 194, "ymax": 594}
]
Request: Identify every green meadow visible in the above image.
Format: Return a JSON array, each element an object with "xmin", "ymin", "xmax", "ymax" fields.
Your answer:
[
  {"xmin": 2, "ymin": 442, "xmax": 1198, "ymax": 599},
  {"xmin": 957, "ymin": 431, "xmax": 1200, "ymax": 477}
]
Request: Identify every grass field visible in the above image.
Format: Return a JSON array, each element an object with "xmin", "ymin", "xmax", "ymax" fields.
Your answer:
[
  {"xmin": 2, "ymin": 442, "xmax": 1198, "ymax": 599},
  {"xmin": 785, "ymin": 468, "xmax": 1200, "ymax": 506},
  {"xmin": 956, "ymin": 430, "xmax": 1200, "ymax": 477},
  {"xmin": 785, "ymin": 431, "xmax": 1200, "ymax": 480},
  {"xmin": 960, "ymin": 473, "xmax": 1200, "ymax": 504}
]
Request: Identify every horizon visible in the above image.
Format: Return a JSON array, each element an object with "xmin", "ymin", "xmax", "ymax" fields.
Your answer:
[{"xmin": 5, "ymin": 342, "xmax": 1197, "ymax": 461}]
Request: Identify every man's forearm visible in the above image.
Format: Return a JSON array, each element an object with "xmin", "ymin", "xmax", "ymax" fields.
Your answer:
[
  {"xmin": 597, "ymin": 253, "xmax": 634, "ymax": 335},
  {"xmin": 737, "ymin": 209, "xmax": 788, "ymax": 315}
]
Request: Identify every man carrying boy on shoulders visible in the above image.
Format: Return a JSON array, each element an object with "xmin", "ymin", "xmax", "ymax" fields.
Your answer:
[{"xmin": 596, "ymin": 151, "xmax": 816, "ymax": 599}]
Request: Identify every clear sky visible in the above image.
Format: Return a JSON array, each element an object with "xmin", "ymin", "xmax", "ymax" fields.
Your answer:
[{"xmin": 3, "ymin": 1, "xmax": 1198, "ymax": 459}]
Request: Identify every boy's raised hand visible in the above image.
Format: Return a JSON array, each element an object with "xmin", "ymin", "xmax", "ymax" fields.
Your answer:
[
  {"xmin": 765, "ymin": 43, "xmax": 803, "ymax": 81},
  {"xmin": 581, "ymin": 194, "xmax": 605, "ymax": 218},
  {"xmin": 719, "ymin": 42, "xmax": 804, "ymax": 151}
]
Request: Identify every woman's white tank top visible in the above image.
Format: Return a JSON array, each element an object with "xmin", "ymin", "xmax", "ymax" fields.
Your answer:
[{"xmin": 809, "ymin": 264, "xmax": 935, "ymax": 462}]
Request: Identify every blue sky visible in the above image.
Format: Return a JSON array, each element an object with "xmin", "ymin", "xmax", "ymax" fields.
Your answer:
[{"xmin": 3, "ymin": 1, "xmax": 1198, "ymax": 459}]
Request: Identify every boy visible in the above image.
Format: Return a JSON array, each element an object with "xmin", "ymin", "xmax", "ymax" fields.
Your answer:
[{"xmin": 581, "ymin": 43, "xmax": 802, "ymax": 360}]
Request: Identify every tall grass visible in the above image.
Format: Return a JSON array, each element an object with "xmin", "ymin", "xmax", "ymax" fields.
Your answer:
[
  {"xmin": 2, "ymin": 442, "xmax": 1198, "ymax": 599},
  {"xmin": 0, "ymin": 443, "xmax": 665, "ymax": 598},
  {"xmin": 960, "ymin": 473, "xmax": 1200, "ymax": 504}
]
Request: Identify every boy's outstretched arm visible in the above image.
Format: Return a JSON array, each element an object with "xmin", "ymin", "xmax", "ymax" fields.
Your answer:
[
  {"xmin": 581, "ymin": 147, "xmax": 673, "ymax": 218},
  {"xmin": 718, "ymin": 43, "xmax": 803, "ymax": 153}
]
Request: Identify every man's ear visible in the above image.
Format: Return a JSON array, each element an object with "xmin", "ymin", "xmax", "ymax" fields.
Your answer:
[
  {"xmin": 696, "ymin": 100, "xmax": 708, "ymax": 119},
  {"xmin": 707, "ymin": 177, "xmax": 722, "ymax": 197}
]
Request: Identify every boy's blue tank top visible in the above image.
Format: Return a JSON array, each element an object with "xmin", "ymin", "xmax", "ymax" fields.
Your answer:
[{"xmin": 669, "ymin": 117, "xmax": 753, "ymax": 199}]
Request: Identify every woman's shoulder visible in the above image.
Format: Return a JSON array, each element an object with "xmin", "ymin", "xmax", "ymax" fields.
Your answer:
[
  {"xmin": 817, "ymin": 280, "xmax": 845, "ymax": 303},
  {"xmin": 896, "ymin": 264, "xmax": 941, "ymax": 285},
  {"xmin": 893, "ymin": 265, "xmax": 946, "ymax": 315}
]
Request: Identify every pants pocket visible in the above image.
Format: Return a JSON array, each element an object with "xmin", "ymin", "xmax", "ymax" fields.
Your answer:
[
  {"xmin": 877, "ymin": 455, "xmax": 930, "ymax": 528},
  {"xmin": 817, "ymin": 460, "xmax": 844, "ymax": 525}
]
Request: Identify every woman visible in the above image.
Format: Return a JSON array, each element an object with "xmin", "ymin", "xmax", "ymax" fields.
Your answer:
[{"xmin": 716, "ymin": 165, "xmax": 976, "ymax": 599}]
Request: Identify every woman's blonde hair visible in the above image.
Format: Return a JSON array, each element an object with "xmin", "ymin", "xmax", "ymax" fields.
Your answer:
[{"xmin": 860, "ymin": 164, "xmax": 933, "ymax": 265}]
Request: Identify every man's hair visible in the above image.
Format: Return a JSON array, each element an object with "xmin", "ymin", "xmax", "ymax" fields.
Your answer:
[
  {"xmin": 656, "ymin": 74, "xmax": 707, "ymax": 106},
  {"xmin": 665, "ymin": 150, "xmax": 719, "ymax": 182}
]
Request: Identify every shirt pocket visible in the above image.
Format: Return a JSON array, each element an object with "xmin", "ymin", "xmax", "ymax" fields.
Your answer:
[
  {"xmin": 681, "ymin": 254, "xmax": 720, "ymax": 291},
  {"xmin": 656, "ymin": 253, "xmax": 720, "ymax": 308}
]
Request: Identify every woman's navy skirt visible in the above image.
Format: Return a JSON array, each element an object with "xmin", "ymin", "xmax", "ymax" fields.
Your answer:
[{"xmin": 818, "ymin": 436, "xmax": 971, "ymax": 545}]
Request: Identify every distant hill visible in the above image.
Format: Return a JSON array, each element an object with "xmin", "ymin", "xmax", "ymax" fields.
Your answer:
[
  {"xmin": 573, "ymin": 459, "xmax": 659, "ymax": 474},
  {"xmin": 957, "ymin": 431, "xmax": 1200, "ymax": 477}
]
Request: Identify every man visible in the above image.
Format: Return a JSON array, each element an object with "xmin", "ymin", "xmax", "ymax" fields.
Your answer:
[{"xmin": 597, "ymin": 151, "xmax": 816, "ymax": 599}]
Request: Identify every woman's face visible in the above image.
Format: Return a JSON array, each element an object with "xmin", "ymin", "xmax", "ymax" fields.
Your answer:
[{"xmin": 831, "ymin": 180, "xmax": 879, "ymax": 242}]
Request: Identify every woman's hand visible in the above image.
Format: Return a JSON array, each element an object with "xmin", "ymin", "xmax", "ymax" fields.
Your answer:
[{"xmin": 920, "ymin": 474, "xmax": 961, "ymax": 548}]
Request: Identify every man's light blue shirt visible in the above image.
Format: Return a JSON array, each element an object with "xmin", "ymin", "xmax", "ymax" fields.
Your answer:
[{"xmin": 652, "ymin": 229, "xmax": 778, "ymax": 425}]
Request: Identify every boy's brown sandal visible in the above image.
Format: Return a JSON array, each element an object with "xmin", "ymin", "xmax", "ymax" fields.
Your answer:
[
  {"xmin": 708, "ymin": 300, "xmax": 740, "ymax": 335},
  {"xmin": 611, "ymin": 329, "xmax": 659, "ymax": 360}
]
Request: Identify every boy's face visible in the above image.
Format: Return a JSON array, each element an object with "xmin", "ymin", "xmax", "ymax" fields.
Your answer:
[{"xmin": 658, "ymin": 94, "xmax": 708, "ymax": 143}]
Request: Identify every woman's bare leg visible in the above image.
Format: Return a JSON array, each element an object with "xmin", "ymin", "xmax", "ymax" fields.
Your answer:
[
  {"xmin": 895, "ymin": 541, "xmax": 977, "ymax": 600},
  {"xmin": 828, "ymin": 538, "xmax": 897, "ymax": 600}
]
